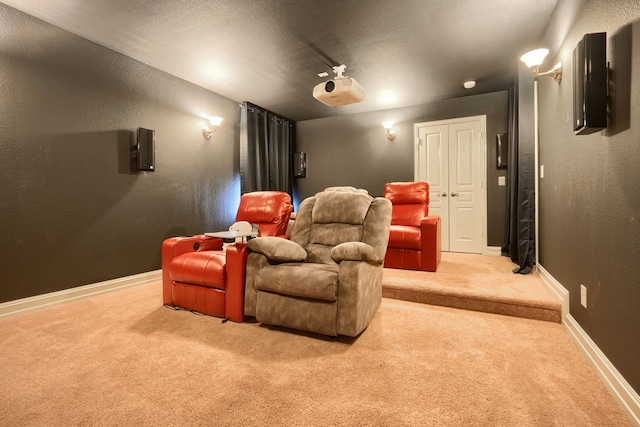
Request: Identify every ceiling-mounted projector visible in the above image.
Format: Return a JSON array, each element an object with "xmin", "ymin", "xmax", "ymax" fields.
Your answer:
[{"xmin": 313, "ymin": 64, "xmax": 365, "ymax": 107}]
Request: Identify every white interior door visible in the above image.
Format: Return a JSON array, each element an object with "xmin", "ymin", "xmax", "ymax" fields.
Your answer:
[
  {"xmin": 415, "ymin": 116, "xmax": 486, "ymax": 253},
  {"xmin": 415, "ymin": 124, "xmax": 450, "ymax": 249}
]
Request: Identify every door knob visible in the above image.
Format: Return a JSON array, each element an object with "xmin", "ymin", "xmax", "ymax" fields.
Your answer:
[
  {"xmin": 451, "ymin": 192, "xmax": 460, "ymax": 197},
  {"xmin": 440, "ymin": 192, "xmax": 447, "ymax": 197}
]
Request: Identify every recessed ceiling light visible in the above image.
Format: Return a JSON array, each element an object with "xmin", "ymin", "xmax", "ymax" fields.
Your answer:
[{"xmin": 463, "ymin": 80, "xmax": 476, "ymax": 89}]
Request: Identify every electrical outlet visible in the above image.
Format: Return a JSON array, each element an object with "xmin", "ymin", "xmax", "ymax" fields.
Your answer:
[{"xmin": 580, "ymin": 284, "xmax": 587, "ymax": 308}]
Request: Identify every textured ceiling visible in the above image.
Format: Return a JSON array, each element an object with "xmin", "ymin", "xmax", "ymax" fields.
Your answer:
[{"xmin": 2, "ymin": 0, "xmax": 558, "ymax": 121}]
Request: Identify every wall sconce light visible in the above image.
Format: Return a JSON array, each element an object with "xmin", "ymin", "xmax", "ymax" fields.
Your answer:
[
  {"xmin": 202, "ymin": 116, "xmax": 223, "ymax": 139},
  {"xmin": 520, "ymin": 48, "xmax": 562, "ymax": 83},
  {"xmin": 382, "ymin": 121, "xmax": 397, "ymax": 141}
]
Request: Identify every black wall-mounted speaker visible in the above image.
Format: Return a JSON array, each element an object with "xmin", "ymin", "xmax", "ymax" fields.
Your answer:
[
  {"xmin": 573, "ymin": 32, "xmax": 607, "ymax": 135},
  {"xmin": 137, "ymin": 128, "xmax": 155, "ymax": 171},
  {"xmin": 293, "ymin": 152, "xmax": 307, "ymax": 178}
]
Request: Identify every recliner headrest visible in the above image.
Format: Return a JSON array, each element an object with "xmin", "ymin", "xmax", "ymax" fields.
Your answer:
[
  {"xmin": 236, "ymin": 191, "xmax": 292, "ymax": 236},
  {"xmin": 312, "ymin": 191, "xmax": 372, "ymax": 225},
  {"xmin": 384, "ymin": 182, "xmax": 429, "ymax": 204}
]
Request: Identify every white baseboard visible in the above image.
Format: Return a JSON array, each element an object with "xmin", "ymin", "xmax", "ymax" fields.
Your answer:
[
  {"xmin": 0, "ymin": 270, "xmax": 162, "ymax": 320},
  {"xmin": 538, "ymin": 264, "xmax": 640, "ymax": 426},
  {"xmin": 484, "ymin": 246, "xmax": 502, "ymax": 256},
  {"xmin": 536, "ymin": 264, "xmax": 569, "ymax": 319},
  {"xmin": 564, "ymin": 314, "xmax": 640, "ymax": 426}
]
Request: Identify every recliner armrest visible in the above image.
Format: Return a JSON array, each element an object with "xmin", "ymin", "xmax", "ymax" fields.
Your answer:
[
  {"xmin": 419, "ymin": 215, "xmax": 441, "ymax": 272},
  {"xmin": 163, "ymin": 234, "xmax": 223, "ymax": 259},
  {"xmin": 331, "ymin": 242, "xmax": 382, "ymax": 265},
  {"xmin": 224, "ymin": 243, "xmax": 250, "ymax": 322},
  {"xmin": 420, "ymin": 215, "xmax": 439, "ymax": 226},
  {"xmin": 247, "ymin": 236, "xmax": 307, "ymax": 262}
]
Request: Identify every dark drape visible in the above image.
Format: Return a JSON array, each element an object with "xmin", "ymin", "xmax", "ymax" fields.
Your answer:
[
  {"xmin": 240, "ymin": 102, "xmax": 293, "ymax": 195},
  {"xmin": 501, "ymin": 84, "xmax": 535, "ymax": 274},
  {"xmin": 268, "ymin": 115, "xmax": 292, "ymax": 192}
]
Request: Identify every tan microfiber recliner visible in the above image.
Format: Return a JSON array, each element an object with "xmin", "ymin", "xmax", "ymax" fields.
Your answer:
[{"xmin": 245, "ymin": 187, "xmax": 392, "ymax": 337}]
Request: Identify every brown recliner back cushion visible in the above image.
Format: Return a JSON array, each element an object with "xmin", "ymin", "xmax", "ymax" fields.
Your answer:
[{"xmin": 292, "ymin": 190, "xmax": 373, "ymax": 264}]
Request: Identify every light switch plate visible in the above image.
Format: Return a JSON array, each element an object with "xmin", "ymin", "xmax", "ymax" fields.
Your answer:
[
  {"xmin": 498, "ymin": 176, "xmax": 506, "ymax": 186},
  {"xmin": 580, "ymin": 284, "xmax": 587, "ymax": 308}
]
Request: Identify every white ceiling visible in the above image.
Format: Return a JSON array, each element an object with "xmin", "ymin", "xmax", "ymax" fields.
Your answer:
[{"xmin": 2, "ymin": 0, "xmax": 558, "ymax": 121}]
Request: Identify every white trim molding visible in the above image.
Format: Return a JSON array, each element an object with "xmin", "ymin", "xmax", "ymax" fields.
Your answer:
[
  {"xmin": 484, "ymin": 246, "xmax": 502, "ymax": 256},
  {"xmin": 538, "ymin": 264, "xmax": 640, "ymax": 426},
  {"xmin": 564, "ymin": 315, "xmax": 640, "ymax": 426},
  {"xmin": 537, "ymin": 265, "xmax": 569, "ymax": 319},
  {"xmin": 0, "ymin": 270, "xmax": 161, "ymax": 320}
]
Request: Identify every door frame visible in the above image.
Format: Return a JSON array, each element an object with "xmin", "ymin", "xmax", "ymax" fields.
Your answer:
[{"xmin": 413, "ymin": 115, "xmax": 488, "ymax": 254}]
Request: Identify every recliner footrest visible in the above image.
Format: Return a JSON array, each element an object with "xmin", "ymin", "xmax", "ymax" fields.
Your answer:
[{"xmin": 171, "ymin": 282, "xmax": 225, "ymax": 317}]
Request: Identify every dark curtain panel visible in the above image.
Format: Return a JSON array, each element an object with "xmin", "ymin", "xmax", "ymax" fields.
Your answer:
[
  {"xmin": 501, "ymin": 85, "xmax": 535, "ymax": 274},
  {"xmin": 240, "ymin": 102, "xmax": 293, "ymax": 195},
  {"xmin": 240, "ymin": 103, "xmax": 269, "ymax": 192},
  {"xmin": 268, "ymin": 115, "xmax": 292, "ymax": 193}
]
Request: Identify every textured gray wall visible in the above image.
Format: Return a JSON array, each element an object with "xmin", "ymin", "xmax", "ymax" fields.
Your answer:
[
  {"xmin": 0, "ymin": 5, "xmax": 241, "ymax": 302},
  {"xmin": 538, "ymin": 0, "xmax": 640, "ymax": 393},
  {"xmin": 295, "ymin": 91, "xmax": 509, "ymax": 247}
]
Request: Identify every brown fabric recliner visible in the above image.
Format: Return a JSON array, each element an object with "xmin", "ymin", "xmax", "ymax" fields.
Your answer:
[{"xmin": 245, "ymin": 188, "xmax": 392, "ymax": 337}]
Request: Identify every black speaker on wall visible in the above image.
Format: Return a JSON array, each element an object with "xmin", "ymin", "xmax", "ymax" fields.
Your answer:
[
  {"xmin": 136, "ymin": 127, "xmax": 155, "ymax": 171},
  {"xmin": 293, "ymin": 152, "xmax": 307, "ymax": 178},
  {"xmin": 573, "ymin": 32, "xmax": 607, "ymax": 135}
]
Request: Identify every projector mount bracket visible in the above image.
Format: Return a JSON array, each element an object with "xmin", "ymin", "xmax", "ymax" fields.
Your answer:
[
  {"xmin": 332, "ymin": 64, "xmax": 347, "ymax": 79},
  {"xmin": 318, "ymin": 64, "xmax": 348, "ymax": 79}
]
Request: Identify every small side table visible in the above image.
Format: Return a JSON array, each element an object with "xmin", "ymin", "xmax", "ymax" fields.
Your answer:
[{"xmin": 204, "ymin": 230, "xmax": 258, "ymax": 244}]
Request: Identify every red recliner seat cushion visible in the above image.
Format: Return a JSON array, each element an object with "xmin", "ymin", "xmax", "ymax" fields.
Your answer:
[
  {"xmin": 388, "ymin": 225, "xmax": 422, "ymax": 250},
  {"xmin": 169, "ymin": 251, "xmax": 226, "ymax": 289}
]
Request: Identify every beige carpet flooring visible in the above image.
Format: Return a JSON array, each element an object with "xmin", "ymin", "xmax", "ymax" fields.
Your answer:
[
  {"xmin": 0, "ymin": 279, "xmax": 631, "ymax": 426},
  {"xmin": 383, "ymin": 252, "xmax": 562, "ymax": 322}
]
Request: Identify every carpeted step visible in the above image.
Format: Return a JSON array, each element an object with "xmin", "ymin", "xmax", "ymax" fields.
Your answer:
[{"xmin": 381, "ymin": 253, "xmax": 562, "ymax": 323}]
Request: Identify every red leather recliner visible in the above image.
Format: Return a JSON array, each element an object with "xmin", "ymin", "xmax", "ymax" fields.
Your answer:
[
  {"xmin": 161, "ymin": 191, "xmax": 292, "ymax": 322},
  {"xmin": 383, "ymin": 182, "xmax": 441, "ymax": 272}
]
